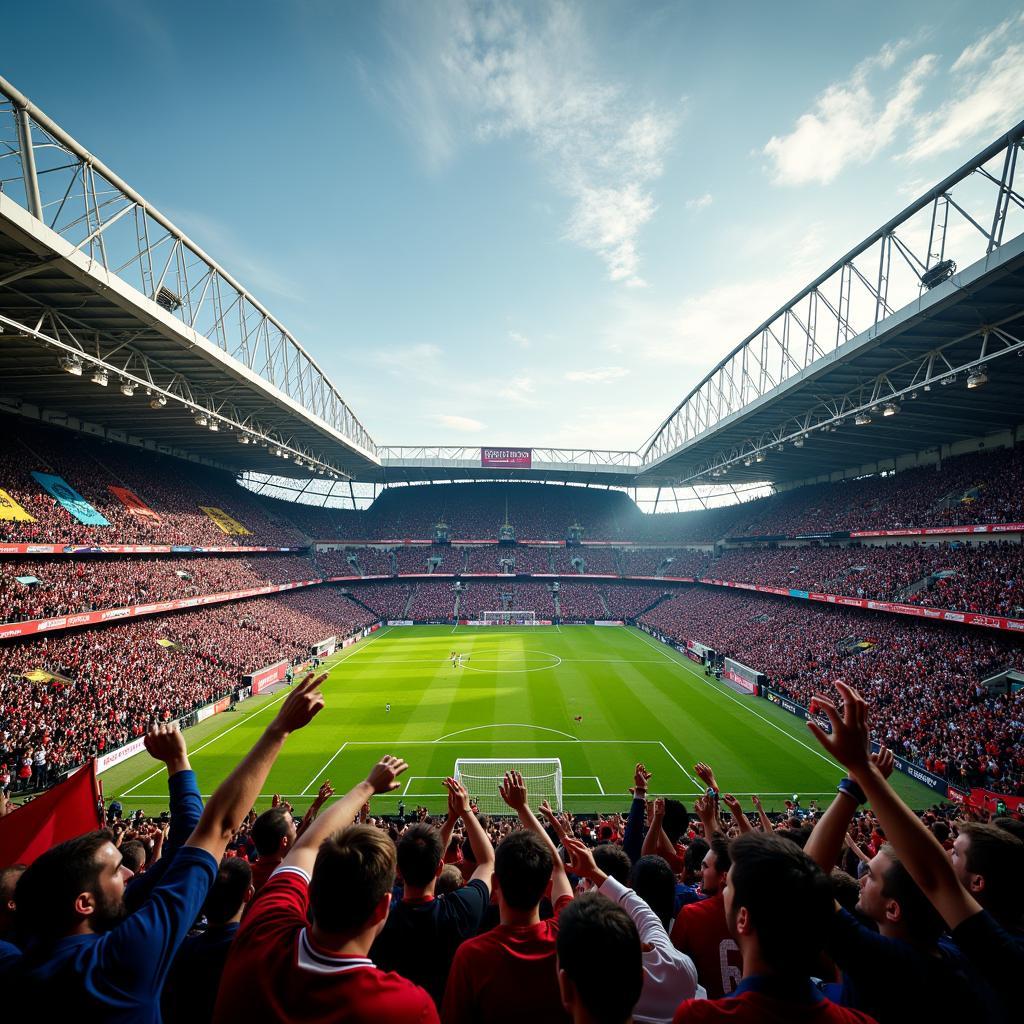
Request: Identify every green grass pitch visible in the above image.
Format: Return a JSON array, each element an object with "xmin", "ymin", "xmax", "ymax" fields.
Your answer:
[{"xmin": 104, "ymin": 625, "xmax": 939, "ymax": 816}]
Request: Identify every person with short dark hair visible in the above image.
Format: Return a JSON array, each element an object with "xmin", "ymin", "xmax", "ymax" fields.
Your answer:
[
  {"xmin": 670, "ymin": 837, "xmax": 741, "ymax": 998},
  {"xmin": 213, "ymin": 755, "xmax": 437, "ymax": 1023},
  {"xmin": 162, "ymin": 857, "xmax": 253, "ymax": 1024},
  {"xmin": 557, "ymin": 892, "xmax": 643, "ymax": 1024},
  {"xmin": 673, "ymin": 833, "xmax": 876, "ymax": 1023},
  {"xmin": 371, "ymin": 777, "xmax": 494, "ymax": 1005},
  {"xmin": 950, "ymin": 822, "xmax": 1024, "ymax": 930},
  {"xmin": 249, "ymin": 805, "xmax": 297, "ymax": 892},
  {"xmin": 442, "ymin": 771, "xmax": 574, "ymax": 1024},
  {"xmin": 592, "ymin": 843, "xmax": 632, "ymax": 886},
  {"xmin": 119, "ymin": 840, "xmax": 147, "ymax": 876},
  {"xmin": 8, "ymin": 675, "xmax": 327, "ymax": 1023}
]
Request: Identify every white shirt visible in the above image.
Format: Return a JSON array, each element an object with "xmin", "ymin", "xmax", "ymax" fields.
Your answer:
[{"xmin": 599, "ymin": 875, "xmax": 705, "ymax": 1023}]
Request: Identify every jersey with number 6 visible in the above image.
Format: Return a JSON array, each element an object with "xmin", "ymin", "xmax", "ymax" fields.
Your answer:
[{"xmin": 670, "ymin": 891, "xmax": 742, "ymax": 999}]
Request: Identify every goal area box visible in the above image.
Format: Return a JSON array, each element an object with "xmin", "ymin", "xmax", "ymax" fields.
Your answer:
[
  {"xmin": 453, "ymin": 758, "xmax": 563, "ymax": 813},
  {"xmin": 480, "ymin": 610, "xmax": 537, "ymax": 626}
]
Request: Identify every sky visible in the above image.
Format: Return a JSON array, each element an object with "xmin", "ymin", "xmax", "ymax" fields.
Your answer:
[{"xmin": 5, "ymin": 0, "xmax": 1024, "ymax": 456}]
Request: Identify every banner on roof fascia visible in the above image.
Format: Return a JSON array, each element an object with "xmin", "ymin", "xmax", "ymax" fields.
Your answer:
[
  {"xmin": 850, "ymin": 523, "xmax": 1024, "ymax": 538},
  {"xmin": 0, "ymin": 488, "xmax": 35, "ymax": 522},
  {"xmin": 481, "ymin": 447, "xmax": 531, "ymax": 468},
  {"xmin": 199, "ymin": 506, "xmax": 251, "ymax": 535},
  {"xmin": 108, "ymin": 485, "xmax": 162, "ymax": 522},
  {"xmin": 31, "ymin": 472, "xmax": 110, "ymax": 526}
]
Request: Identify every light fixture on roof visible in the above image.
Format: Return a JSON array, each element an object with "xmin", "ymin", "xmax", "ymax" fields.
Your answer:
[
  {"xmin": 120, "ymin": 380, "xmax": 136, "ymax": 397},
  {"xmin": 855, "ymin": 412, "xmax": 872, "ymax": 425},
  {"xmin": 90, "ymin": 368, "xmax": 109, "ymax": 387},
  {"xmin": 882, "ymin": 403, "xmax": 899, "ymax": 417},
  {"xmin": 966, "ymin": 367, "xmax": 988, "ymax": 389},
  {"xmin": 149, "ymin": 395, "xmax": 167, "ymax": 409},
  {"xmin": 755, "ymin": 452, "xmax": 765, "ymax": 463},
  {"xmin": 60, "ymin": 355, "xmax": 83, "ymax": 376},
  {"xmin": 743, "ymin": 458, "xmax": 753, "ymax": 467},
  {"xmin": 208, "ymin": 420, "xmax": 219, "ymax": 432},
  {"xmin": 194, "ymin": 413, "xmax": 208, "ymax": 426},
  {"xmin": 910, "ymin": 391, "xmax": 918, "ymax": 400},
  {"xmin": 272, "ymin": 447, "xmax": 282, "ymax": 457},
  {"xmin": 940, "ymin": 374, "xmax": 957, "ymax": 386},
  {"xmin": 237, "ymin": 433, "xmax": 250, "ymax": 444},
  {"xmin": 774, "ymin": 443, "xmax": 784, "ymax": 452},
  {"xmin": 793, "ymin": 437, "xmax": 804, "ymax": 447},
  {"xmin": 923, "ymin": 383, "xmax": 931, "ymax": 392}
]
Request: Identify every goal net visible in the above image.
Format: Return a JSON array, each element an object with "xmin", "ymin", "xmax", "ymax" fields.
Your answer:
[
  {"xmin": 480, "ymin": 610, "xmax": 537, "ymax": 625},
  {"xmin": 453, "ymin": 758, "xmax": 563, "ymax": 814}
]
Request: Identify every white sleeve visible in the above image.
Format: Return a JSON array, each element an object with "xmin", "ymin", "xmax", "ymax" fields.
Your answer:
[{"xmin": 598, "ymin": 875, "xmax": 673, "ymax": 952}]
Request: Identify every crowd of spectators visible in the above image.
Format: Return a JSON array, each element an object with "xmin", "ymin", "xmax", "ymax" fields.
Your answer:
[
  {"xmin": 0, "ymin": 587, "xmax": 373, "ymax": 786},
  {"xmin": 0, "ymin": 417, "xmax": 307, "ymax": 548},
  {"xmin": 603, "ymin": 585, "xmax": 671, "ymax": 620},
  {"xmin": 0, "ymin": 554, "xmax": 320, "ymax": 624},
  {"xmin": 351, "ymin": 583, "xmax": 412, "ymax": 620},
  {"xmin": 2, "ymin": 698, "xmax": 1020, "ymax": 1024},
  {"xmin": 639, "ymin": 587, "xmax": 1024, "ymax": 790},
  {"xmin": 709, "ymin": 540, "xmax": 1024, "ymax": 615},
  {"xmin": 557, "ymin": 584, "xmax": 608, "ymax": 621},
  {"xmin": 404, "ymin": 583, "xmax": 458, "ymax": 622}
]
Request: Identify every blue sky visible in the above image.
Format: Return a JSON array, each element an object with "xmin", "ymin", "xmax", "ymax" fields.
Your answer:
[{"xmin": 5, "ymin": 0, "xmax": 1024, "ymax": 452}]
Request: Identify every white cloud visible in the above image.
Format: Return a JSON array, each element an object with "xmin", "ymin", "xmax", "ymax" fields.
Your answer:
[
  {"xmin": 565, "ymin": 366, "xmax": 630, "ymax": 383},
  {"xmin": 432, "ymin": 413, "xmax": 484, "ymax": 431},
  {"xmin": 508, "ymin": 330, "xmax": 531, "ymax": 349},
  {"xmin": 375, "ymin": 342, "xmax": 441, "ymax": 369},
  {"xmin": 380, "ymin": 1, "xmax": 677, "ymax": 286},
  {"xmin": 686, "ymin": 192, "xmax": 713, "ymax": 211},
  {"xmin": 498, "ymin": 376, "xmax": 536, "ymax": 404},
  {"xmin": 762, "ymin": 44, "xmax": 936, "ymax": 185},
  {"xmin": 902, "ymin": 15, "xmax": 1024, "ymax": 162}
]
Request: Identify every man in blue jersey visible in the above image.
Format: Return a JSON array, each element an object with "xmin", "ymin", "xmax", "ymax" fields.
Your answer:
[{"xmin": 6, "ymin": 672, "xmax": 326, "ymax": 1024}]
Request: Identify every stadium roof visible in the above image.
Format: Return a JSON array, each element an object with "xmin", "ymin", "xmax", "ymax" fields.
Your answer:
[{"xmin": 2, "ymin": 75, "xmax": 1023, "ymax": 497}]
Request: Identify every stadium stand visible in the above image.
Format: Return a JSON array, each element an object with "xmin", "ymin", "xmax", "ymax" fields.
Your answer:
[
  {"xmin": 639, "ymin": 587, "xmax": 1024, "ymax": 789},
  {"xmin": 557, "ymin": 583, "xmax": 609, "ymax": 621},
  {"xmin": 0, "ymin": 417, "xmax": 308, "ymax": 548}
]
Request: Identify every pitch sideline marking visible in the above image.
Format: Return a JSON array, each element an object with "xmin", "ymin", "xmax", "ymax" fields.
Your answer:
[
  {"xmin": 629, "ymin": 628, "xmax": 843, "ymax": 772},
  {"xmin": 658, "ymin": 741, "xmax": 704, "ymax": 790},
  {"xmin": 300, "ymin": 742, "xmax": 348, "ymax": 797},
  {"xmin": 119, "ymin": 626, "xmax": 394, "ymax": 797}
]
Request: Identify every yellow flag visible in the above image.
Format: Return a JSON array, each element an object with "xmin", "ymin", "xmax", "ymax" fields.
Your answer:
[{"xmin": 0, "ymin": 488, "xmax": 35, "ymax": 522}]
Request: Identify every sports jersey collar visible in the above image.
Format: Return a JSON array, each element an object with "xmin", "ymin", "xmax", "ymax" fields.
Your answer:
[
  {"xmin": 730, "ymin": 974, "xmax": 824, "ymax": 1004},
  {"xmin": 298, "ymin": 929, "xmax": 376, "ymax": 975}
]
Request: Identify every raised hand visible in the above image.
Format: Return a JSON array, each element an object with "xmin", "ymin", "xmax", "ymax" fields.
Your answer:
[
  {"xmin": 365, "ymin": 754, "xmax": 408, "ymax": 794},
  {"xmin": 270, "ymin": 673, "xmax": 327, "ymax": 737},
  {"xmin": 871, "ymin": 744, "xmax": 895, "ymax": 779},
  {"xmin": 143, "ymin": 722, "xmax": 189, "ymax": 773},
  {"xmin": 562, "ymin": 836, "xmax": 602, "ymax": 883},
  {"xmin": 445, "ymin": 776, "xmax": 471, "ymax": 816},
  {"xmin": 498, "ymin": 770, "xmax": 528, "ymax": 811},
  {"xmin": 652, "ymin": 796, "xmax": 666, "ymax": 820},
  {"xmin": 751, "ymin": 794, "xmax": 763, "ymax": 809},
  {"xmin": 694, "ymin": 762, "xmax": 719, "ymax": 793},
  {"xmin": 806, "ymin": 681, "xmax": 871, "ymax": 773},
  {"xmin": 722, "ymin": 793, "xmax": 743, "ymax": 817}
]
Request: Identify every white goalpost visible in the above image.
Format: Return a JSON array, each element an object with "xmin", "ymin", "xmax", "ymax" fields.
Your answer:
[
  {"xmin": 480, "ymin": 610, "xmax": 538, "ymax": 626},
  {"xmin": 453, "ymin": 758, "xmax": 563, "ymax": 813}
]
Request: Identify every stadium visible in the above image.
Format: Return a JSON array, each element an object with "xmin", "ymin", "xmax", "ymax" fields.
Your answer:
[{"xmin": 1, "ymin": 8, "xmax": 1023, "ymax": 1023}]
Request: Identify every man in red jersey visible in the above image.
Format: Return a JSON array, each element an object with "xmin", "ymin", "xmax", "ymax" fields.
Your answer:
[
  {"xmin": 213, "ymin": 754, "xmax": 438, "ymax": 1024},
  {"xmin": 442, "ymin": 770, "xmax": 574, "ymax": 1024},
  {"xmin": 671, "ymin": 836, "xmax": 741, "ymax": 998},
  {"xmin": 674, "ymin": 834, "xmax": 877, "ymax": 1023}
]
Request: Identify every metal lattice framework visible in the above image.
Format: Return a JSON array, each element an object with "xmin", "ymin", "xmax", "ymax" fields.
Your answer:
[
  {"xmin": 642, "ymin": 120, "xmax": 1024, "ymax": 471},
  {"xmin": 0, "ymin": 76, "xmax": 376, "ymax": 467}
]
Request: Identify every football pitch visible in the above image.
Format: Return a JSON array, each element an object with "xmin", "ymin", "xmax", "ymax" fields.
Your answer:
[{"xmin": 105, "ymin": 625, "xmax": 939, "ymax": 815}]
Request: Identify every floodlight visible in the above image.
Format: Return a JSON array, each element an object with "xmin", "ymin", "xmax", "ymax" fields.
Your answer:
[
  {"xmin": 90, "ymin": 368, "xmax": 109, "ymax": 387},
  {"xmin": 149, "ymin": 395, "xmax": 167, "ymax": 409},
  {"xmin": 60, "ymin": 355, "xmax": 83, "ymax": 376},
  {"xmin": 120, "ymin": 381, "xmax": 136, "ymax": 397},
  {"xmin": 194, "ymin": 413, "xmax": 208, "ymax": 426},
  {"xmin": 920, "ymin": 259, "xmax": 956, "ymax": 289},
  {"xmin": 855, "ymin": 412, "xmax": 872, "ymax": 425},
  {"xmin": 237, "ymin": 433, "xmax": 249, "ymax": 444},
  {"xmin": 966, "ymin": 369, "xmax": 988, "ymax": 389},
  {"xmin": 208, "ymin": 420, "xmax": 219, "ymax": 432},
  {"xmin": 755, "ymin": 452, "xmax": 765, "ymax": 463},
  {"xmin": 793, "ymin": 437, "xmax": 804, "ymax": 447},
  {"xmin": 882, "ymin": 403, "xmax": 899, "ymax": 417}
]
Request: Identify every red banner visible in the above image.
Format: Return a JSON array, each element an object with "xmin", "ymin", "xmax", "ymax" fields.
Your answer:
[
  {"xmin": 481, "ymin": 447, "xmax": 532, "ymax": 468},
  {"xmin": 966, "ymin": 788, "xmax": 1024, "ymax": 813},
  {"xmin": 108, "ymin": 485, "xmax": 161, "ymax": 523},
  {"xmin": 0, "ymin": 543, "xmax": 304, "ymax": 555},
  {"xmin": 850, "ymin": 522, "xmax": 1024, "ymax": 538}
]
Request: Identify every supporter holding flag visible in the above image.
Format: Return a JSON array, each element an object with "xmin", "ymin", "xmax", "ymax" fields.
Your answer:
[
  {"xmin": 442, "ymin": 769, "xmax": 575, "ymax": 1024},
  {"xmin": 807, "ymin": 680, "xmax": 1024, "ymax": 1021},
  {"xmin": 371, "ymin": 775, "xmax": 494, "ymax": 1005},
  {"xmin": 673, "ymin": 833, "xmax": 877, "ymax": 1023},
  {"xmin": 5, "ymin": 673, "xmax": 327, "ymax": 1023},
  {"xmin": 212, "ymin": 753, "xmax": 438, "ymax": 1023}
]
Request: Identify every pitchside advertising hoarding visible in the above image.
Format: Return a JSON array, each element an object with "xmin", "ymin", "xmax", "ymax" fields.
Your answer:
[{"xmin": 481, "ymin": 447, "xmax": 532, "ymax": 468}]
